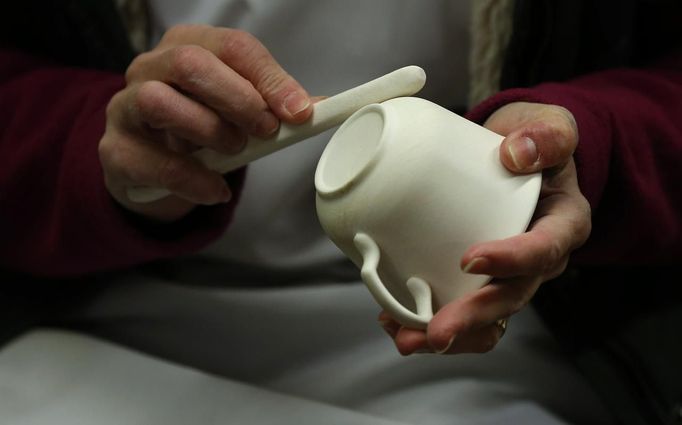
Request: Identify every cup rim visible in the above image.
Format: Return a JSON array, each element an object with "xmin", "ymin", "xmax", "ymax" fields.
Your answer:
[{"xmin": 315, "ymin": 103, "xmax": 387, "ymax": 197}]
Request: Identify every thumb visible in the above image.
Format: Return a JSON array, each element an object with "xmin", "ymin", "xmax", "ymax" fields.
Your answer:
[{"xmin": 485, "ymin": 102, "xmax": 578, "ymax": 174}]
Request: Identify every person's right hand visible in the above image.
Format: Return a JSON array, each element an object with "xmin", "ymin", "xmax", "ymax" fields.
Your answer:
[{"xmin": 99, "ymin": 25, "xmax": 313, "ymax": 222}]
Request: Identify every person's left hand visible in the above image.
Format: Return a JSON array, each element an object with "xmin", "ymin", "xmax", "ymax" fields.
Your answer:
[{"xmin": 379, "ymin": 102, "xmax": 592, "ymax": 355}]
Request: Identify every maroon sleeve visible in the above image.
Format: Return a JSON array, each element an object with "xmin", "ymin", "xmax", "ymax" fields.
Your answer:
[
  {"xmin": 0, "ymin": 50, "xmax": 242, "ymax": 277},
  {"xmin": 467, "ymin": 54, "xmax": 682, "ymax": 266}
]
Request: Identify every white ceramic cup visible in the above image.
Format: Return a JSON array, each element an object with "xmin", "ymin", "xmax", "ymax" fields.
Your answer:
[{"xmin": 315, "ymin": 97, "xmax": 542, "ymax": 329}]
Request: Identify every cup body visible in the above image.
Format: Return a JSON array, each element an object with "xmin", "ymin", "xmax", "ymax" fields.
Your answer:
[{"xmin": 315, "ymin": 97, "xmax": 541, "ymax": 327}]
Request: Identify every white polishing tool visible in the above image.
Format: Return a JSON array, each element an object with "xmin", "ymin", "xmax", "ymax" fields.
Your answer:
[{"xmin": 127, "ymin": 66, "xmax": 426, "ymax": 203}]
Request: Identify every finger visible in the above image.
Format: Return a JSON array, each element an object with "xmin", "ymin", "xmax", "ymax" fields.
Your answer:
[
  {"xmin": 203, "ymin": 28, "xmax": 313, "ymax": 122},
  {"xmin": 128, "ymin": 45, "xmax": 280, "ymax": 137},
  {"xmin": 484, "ymin": 102, "xmax": 578, "ymax": 173},
  {"xmin": 124, "ymin": 81, "xmax": 248, "ymax": 154},
  {"xmin": 394, "ymin": 326, "xmax": 429, "ymax": 355},
  {"xmin": 378, "ymin": 311, "xmax": 401, "ymax": 339},
  {"xmin": 426, "ymin": 277, "xmax": 540, "ymax": 352},
  {"xmin": 100, "ymin": 130, "xmax": 231, "ymax": 205},
  {"xmin": 159, "ymin": 25, "xmax": 312, "ymax": 123},
  {"xmin": 460, "ymin": 229, "xmax": 570, "ymax": 280},
  {"xmin": 500, "ymin": 123, "xmax": 577, "ymax": 173},
  {"xmin": 461, "ymin": 192, "xmax": 590, "ymax": 279},
  {"xmin": 439, "ymin": 322, "xmax": 505, "ymax": 354}
]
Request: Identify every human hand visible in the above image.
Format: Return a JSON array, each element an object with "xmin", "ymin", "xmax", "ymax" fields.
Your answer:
[
  {"xmin": 99, "ymin": 25, "xmax": 312, "ymax": 221},
  {"xmin": 379, "ymin": 102, "xmax": 592, "ymax": 354}
]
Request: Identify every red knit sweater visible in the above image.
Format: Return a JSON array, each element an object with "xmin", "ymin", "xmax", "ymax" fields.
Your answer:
[
  {"xmin": 1, "ymin": 49, "xmax": 680, "ymax": 277},
  {"xmin": 0, "ymin": 50, "xmax": 242, "ymax": 277},
  {"xmin": 467, "ymin": 54, "xmax": 682, "ymax": 266}
]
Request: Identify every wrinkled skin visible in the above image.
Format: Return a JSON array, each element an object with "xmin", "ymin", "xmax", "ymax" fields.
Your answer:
[
  {"xmin": 99, "ymin": 25, "xmax": 313, "ymax": 221},
  {"xmin": 380, "ymin": 102, "xmax": 592, "ymax": 355}
]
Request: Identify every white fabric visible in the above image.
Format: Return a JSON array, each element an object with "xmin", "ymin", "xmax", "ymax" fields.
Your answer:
[
  {"xmin": 0, "ymin": 275, "xmax": 614, "ymax": 425},
  {"xmin": 148, "ymin": 0, "xmax": 472, "ymax": 267},
  {"xmin": 0, "ymin": 330, "xmax": 403, "ymax": 425}
]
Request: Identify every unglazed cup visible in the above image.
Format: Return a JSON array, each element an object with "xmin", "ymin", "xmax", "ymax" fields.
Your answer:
[{"xmin": 315, "ymin": 97, "xmax": 541, "ymax": 329}]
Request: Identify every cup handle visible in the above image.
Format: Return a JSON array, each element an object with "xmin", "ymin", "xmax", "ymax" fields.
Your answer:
[{"xmin": 353, "ymin": 232, "xmax": 433, "ymax": 329}]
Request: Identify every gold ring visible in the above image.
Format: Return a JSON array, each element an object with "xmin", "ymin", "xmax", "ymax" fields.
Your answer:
[{"xmin": 495, "ymin": 318, "xmax": 508, "ymax": 337}]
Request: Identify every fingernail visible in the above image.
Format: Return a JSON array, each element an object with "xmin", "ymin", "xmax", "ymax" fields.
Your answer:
[
  {"xmin": 283, "ymin": 92, "xmax": 310, "ymax": 117},
  {"xmin": 462, "ymin": 257, "xmax": 486, "ymax": 274},
  {"xmin": 508, "ymin": 136, "xmax": 538, "ymax": 170},
  {"xmin": 435, "ymin": 335, "xmax": 456, "ymax": 354}
]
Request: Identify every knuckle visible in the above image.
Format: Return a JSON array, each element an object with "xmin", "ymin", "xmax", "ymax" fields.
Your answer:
[
  {"xmin": 257, "ymin": 70, "xmax": 294, "ymax": 98},
  {"xmin": 545, "ymin": 238, "xmax": 565, "ymax": 273},
  {"xmin": 534, "ymin": 228, "xmax": 572, "ymax": 280},
  {"xmin": 550, "ymin": 106, "xmax": 579, "ymax": 152},
  {"xmin": 219, "ymin": 29, "xmax": 261, "ymax": 62},
  {"xmin": 556, "ymin": 105, "xmax": 579, "ymax": 134},
  {"xmin": 99, "ymin": 139, "xmax": 136, "ymax": 180},
  {"xmin": 105, "ymin": 90, "xmax": 126, "ymax": 120},
  {"xmin": 162, "ymin": 24, "xmax": 204, "ymax": 44},
  {"xmin": 532, "ymin": 229, "xmax": 564, "ymax": 274},
  {"xmin": 162, "ymin": 25, "xmax": 185, "ymax": 42},
  {"xmin": 168, "ymin": 45, "xmax": 209, "ymax": 86},
  {"xmin": 97, "ymin": 135, "xmax": 115, "ymax": 165},
  {"xmin": 570, "ymin": 219, "xmax": 591, "ymax": 252},
  {"xmin": 555, "ymin": 194, "xmax": 593, "ymax": 256},
  {"xmin": 575, "ymin": 197, "xmax": 593, "ymax": 244},
  {"xmin": 157, "ymin": 156, "xmax": 192, "ymax": 191},
  {"xmin": 125, "ymin": 51, "xmax": 153, "ymax": 82},
  {"xmin": 134, "ymin": 81, "xmax": 168, "ymax": 125}
]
